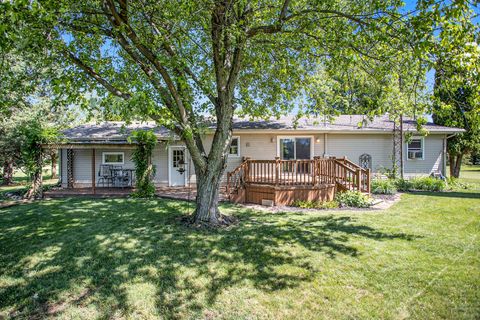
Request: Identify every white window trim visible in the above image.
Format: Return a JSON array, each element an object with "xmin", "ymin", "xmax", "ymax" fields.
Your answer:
[
  {"xmin": 228, "ymin": 136, "xmax": 241, "ymax": 157},
  {"xmin": 276, "ymin": 136, "xmax": 314, "ymax": 160},
  {"xmin": 406, "ymin": 137, "xmax": 425, "ymax": 161},
  {"xmin": 102, "ymin": 152, "xmax": 125, "ymax": 165}
]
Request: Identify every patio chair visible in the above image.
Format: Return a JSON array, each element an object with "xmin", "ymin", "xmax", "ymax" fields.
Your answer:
[
  {"xmin": 98, "ymin": 165, "xmax": 114, "ymax": 187},
  {"xmin": 113, "ymin": 167, "xmax": 131, "ymax": 188}
]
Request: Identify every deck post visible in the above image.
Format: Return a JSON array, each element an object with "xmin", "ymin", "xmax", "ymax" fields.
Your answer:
[
  {"xmin": 275, "ymin": 157, "xmax": 280, "ymax": 186},
  {"xmin": 92, "ymin": 148, "xmax": 96, "ymax": 194},
  {"xmin": 313, "ymin": 156, "xmax": 320, "ymax": 186},
  {"xmin": 356, "ymin": 168, "xmax": 361, "ymax": 192},
  {"xmin": 366, "ymin": 168, "xmax": 371, "ymax": 193},
  {"xmin": 244, "ymin": 157, "xmax": 251, "ymax": 182}
]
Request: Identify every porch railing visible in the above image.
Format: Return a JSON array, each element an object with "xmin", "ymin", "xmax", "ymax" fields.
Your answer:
[{"xmin": 226, "ymin": 156, "xmax": 371, "ymax": 198}]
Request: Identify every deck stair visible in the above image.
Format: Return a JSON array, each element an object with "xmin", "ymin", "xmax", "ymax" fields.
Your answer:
[{"xmin": 226, "ymin": 156, "xmax": 370, "ymax": 204}]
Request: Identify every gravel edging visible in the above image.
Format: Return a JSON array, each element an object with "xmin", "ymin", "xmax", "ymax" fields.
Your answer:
[{"xmin": 236, "ymin": 193, "xmax": 403, "ymax": 213}]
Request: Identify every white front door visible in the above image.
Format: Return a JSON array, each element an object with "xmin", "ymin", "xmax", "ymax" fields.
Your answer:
[{"xmin": 169, "ymin": 146, "xmax": 187, "ymax": 186}]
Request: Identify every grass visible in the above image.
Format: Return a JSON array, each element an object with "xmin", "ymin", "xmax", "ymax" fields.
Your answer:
[
  {"xmin": 452, "ymin": 164, "xmax": 480, "ymax": 185},
  {"xmin": 0, "ymin": 167, "xmax": 59, "ymax": 202},
  {"xmin": 0, "ymin": 167, "xmax": 479, "ymax": 319}
]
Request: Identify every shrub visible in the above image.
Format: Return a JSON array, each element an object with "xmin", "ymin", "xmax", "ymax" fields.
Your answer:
[
  {"xmin": 292, "ymin": 199, "xmax": 339, "ymax": 209},
  {"xmin": 410, "ymin": 177, "xmax": 446, "ymax": 192},
  {"xmin": 394, "ymin": 178, "xmax": 413, "ymax": 191},
  {"xmin": 394, "ymin": 177, "xmax": 446, "ymax": 192},
  {"xmin": 372, "ymin": 179, "xmax": 397, "ymax": 195},
  {"xmin": 335, "ymin": 191, "xmax": 372, "ymax": 208}
]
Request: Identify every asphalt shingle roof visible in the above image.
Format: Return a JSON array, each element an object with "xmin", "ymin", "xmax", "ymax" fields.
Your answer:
[{"xmin": 62, "ymin": 115, "xmax": 464, "ymax": 143}]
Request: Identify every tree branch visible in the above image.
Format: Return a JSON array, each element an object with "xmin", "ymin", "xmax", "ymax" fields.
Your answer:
[
  {"xmin": 247, "ymin": 7, "xmax": 373, "ymax": 37},
  {"xmin": 104, "ymin": 0, "xmax": 190, "ymax": 126},
  {"xmin": 65, "ymin": 51, "xmax": 131, "ymax": 100}
]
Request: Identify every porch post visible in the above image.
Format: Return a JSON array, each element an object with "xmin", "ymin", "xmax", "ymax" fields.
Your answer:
[
  {"xmin": 67, "ymin": 149, "xmax": 74, "ymax": 189},
  {"xmin": 92, "ymin": 148, "xmax": 96, "ymax": 194}
]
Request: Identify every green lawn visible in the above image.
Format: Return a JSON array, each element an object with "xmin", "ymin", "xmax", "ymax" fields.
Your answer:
[
  {"xmin": 453, "ymin": 164, "xmax": 480, "ymax": 185},
  {"xmin": 0, "ymin": 170, "xmax": 479, "ymax": 319}
]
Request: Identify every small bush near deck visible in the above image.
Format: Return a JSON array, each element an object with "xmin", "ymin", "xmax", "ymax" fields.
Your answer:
[
  {"xmin": 395, "ymin": 177, "xmax": 446, "ymax": 192},
  {"xmin": 293, "ymin": 199, "xmax": 339, "ymax": 209},
  {"xmin": 335, "ymin": 190, "xmax": 372, "ymax": 208},
  {"xmin": 372, "ymin": 179, "xmax": 397, "ymax": 195}
]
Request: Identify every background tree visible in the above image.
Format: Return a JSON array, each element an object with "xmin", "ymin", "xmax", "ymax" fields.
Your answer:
[
  {"xmin": 0, "ymin": 118, "xmax": 24, "ymax": 185},
  {"xmin": 430, "ymin": 4, "xmax": 480, "ymax": 178},
  {"xmin": 5, "ymin": 0, "xmax": 450, "ymax": 225}
]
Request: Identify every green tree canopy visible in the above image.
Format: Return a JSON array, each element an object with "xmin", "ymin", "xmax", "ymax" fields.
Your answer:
[{"xmin": 431, "ymin": 4, "xmax": 480, "ymax": 177}]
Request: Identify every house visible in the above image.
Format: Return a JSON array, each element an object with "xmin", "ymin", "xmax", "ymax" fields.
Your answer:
[{"xmin": 55, "ymin": 115, "xmax": 463, "ymax": 205}]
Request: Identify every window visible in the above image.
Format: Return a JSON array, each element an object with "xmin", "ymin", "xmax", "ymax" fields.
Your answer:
[
  {"xmin": 278, "ymin": 137, "xmax": 312, "ymax": 160},
  {"xmin": 103, "ymin": 152, "xmax": 124, "ymax": 165},
  {"xmin": 172, "ymin": 149, "xmax": 185, "ymax": 168},
  {"xmin": 229, "ymin": 137, "xmax": 240, "ymax": 157},
  {"xmin": 407, "ymin": 138, "xmax": 424, "ymax": 160}
]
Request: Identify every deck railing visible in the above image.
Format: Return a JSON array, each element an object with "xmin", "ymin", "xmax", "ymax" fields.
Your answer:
[
  {"xmin": 226, "ymin": 159, "xmax": 248, "ymax": 196},
  {"xmin": 226, "ymin": 156, "xmax": 370, "ymax": 198}
]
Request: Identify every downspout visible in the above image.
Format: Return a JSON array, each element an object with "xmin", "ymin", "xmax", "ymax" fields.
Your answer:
[
  {"xmin": 442, "ymin": 135, "xmax": 447, "ymax": 177},
  {"xmin": 59, "ymin": 148, "xmax": 63, "ymax": 185},
  {"xmin": 323, "ymin": 133, "xmax": 328, "ymax": 156}
]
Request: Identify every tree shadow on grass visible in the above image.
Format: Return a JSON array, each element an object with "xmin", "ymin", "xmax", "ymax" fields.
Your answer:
[{"xmin": 0, "ymin": 198, "xmax": 418, "ymax": 319}]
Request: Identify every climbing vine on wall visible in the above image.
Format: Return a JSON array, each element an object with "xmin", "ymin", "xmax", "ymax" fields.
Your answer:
[{"xmin": 129, "ymin": 130, "xmax": 157, "ymax": 198}]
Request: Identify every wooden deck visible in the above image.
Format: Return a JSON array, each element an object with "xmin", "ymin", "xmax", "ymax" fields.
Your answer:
[{"xmin": 226, "ymin": 157, "xmax": 371, "ymax": 206}]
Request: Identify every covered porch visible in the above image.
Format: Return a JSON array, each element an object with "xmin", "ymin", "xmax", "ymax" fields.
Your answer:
[{"xmin": 58, "ymin": 144, "xmax": 138, "ymax": 193}]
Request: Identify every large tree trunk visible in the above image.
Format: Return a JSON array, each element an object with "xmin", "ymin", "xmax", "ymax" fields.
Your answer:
[
  {"xmin": 51, "ymin": 152, "xmax": 58, "ymax": 179},
  {"xmin": 2, "ymin": 161, "xmax": 14, "ymax": 185},
  {"xmin": 190, "ymin": 99, "xmax": 235, "ymax": 226},
  {"xmin": 449, "ymin": 152, "xmax": 463, "ymax": 178},
  {"xmin": 194, "ymin": 163, "xmax": 226, "ymax": 225},
  {"xmin": 191, "ymin": 129, "xmax": 235, "ymax": 226}
]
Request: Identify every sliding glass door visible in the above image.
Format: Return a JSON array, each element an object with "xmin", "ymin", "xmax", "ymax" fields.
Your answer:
[
  {"xmin": 279, "ymin": 137, "xmax": 312, "ymax": 160},
  {"xmin": 279, "ymin": 137, "xmax": 312, "ymax": 174}
]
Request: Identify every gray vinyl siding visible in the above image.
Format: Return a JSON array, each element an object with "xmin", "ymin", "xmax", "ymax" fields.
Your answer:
[
  {"xmin": 403, "ymin": 135, "xmax": 444, "ymax": 176},
  {"xmin": 326, "ymin": 134, "xmax": 393, "ymax": 172},
  {"xmin": 60, "ymin": 132, "xmax": 445, "ymax": 187},
  {"xmin": 153, "ymin": 142, "xmax": 170, "ymax": 185},
  {"xmin": 325, "ymin": 133, "xmax": 444, "ymax": 176}
]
